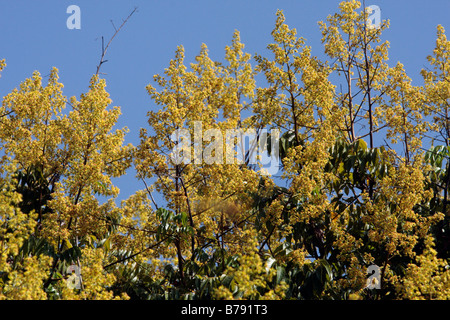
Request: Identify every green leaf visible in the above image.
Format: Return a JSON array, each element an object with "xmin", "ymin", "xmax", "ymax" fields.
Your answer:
[
  {"xmin": 266, "ymin": 257, "xmax": 277, "ymax": 271},
  {"xmin": 357, "ymin": 139, "xmax": 367, "ymax": 151},
  {"xmin": 344, "ymin": 185, "xmax": 349, "ymax": 195},
  {"xmin": 103, "ymin": 237, "xmax": 111, "ymax": 251},
  {"xmin": 276, "ymin": 266, "xmax": 286, "ymax": 285}
]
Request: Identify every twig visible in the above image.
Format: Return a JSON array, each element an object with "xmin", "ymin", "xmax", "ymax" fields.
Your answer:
[
  {"xmin": 138, "ymin": 171, "xmax": 159, "ymax": 210},
  {"xmin": 95, "ymin": 7, "xmax": 138, "ymax": 76},
  {"xmin": 110, "ymin": 20, "xmax": 117, "ymax": 32}
]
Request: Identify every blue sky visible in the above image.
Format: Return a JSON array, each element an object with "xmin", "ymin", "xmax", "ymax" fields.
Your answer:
[{"xmin": 0, "ymin": 0, "xmax": 449, "ymax": 202}]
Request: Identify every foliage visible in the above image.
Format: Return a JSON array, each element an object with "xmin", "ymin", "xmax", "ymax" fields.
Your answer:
[{"xmin": 0, "ymin": 1, "xmax": 449, "ymax": 300}]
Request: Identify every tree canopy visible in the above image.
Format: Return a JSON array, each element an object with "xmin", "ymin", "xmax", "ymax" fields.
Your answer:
[{"xmin": 1, "ymin": 1, "xmax": 450, "ymax": 300}]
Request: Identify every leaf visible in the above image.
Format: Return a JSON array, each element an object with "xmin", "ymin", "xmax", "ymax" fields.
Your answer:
[
  {"xmin": 276, "ymin": 266, "xmax": 286, "ymax": 285},
  {"xmin": 103, "ymin": 237, "xmax": 111, "ymax": 251},
  {"xmin": 344, "ymin": 185, "xmax": 349, "ymax": 195},
  {"xmin": 357, "ymin": 139, "xmax": 367, "ymax": 151}
]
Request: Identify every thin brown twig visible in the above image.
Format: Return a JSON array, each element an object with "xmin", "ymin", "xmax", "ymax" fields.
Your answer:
[
  {"xmin": 95, "ymin": 7, "xmax": 138, "ymax": 76},
  {"xmin": 138, "ymin": 171, "xmax": 159, "ymax": 210}
]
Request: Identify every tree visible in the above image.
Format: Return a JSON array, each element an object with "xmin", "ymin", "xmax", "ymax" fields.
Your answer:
[
  {"xmin": 0, "ymin": 1, "xmax": 449, "ymax": 300},
  {"xmin": 0, "ymin": 68, "xmax": 132, "ymax": 299}
]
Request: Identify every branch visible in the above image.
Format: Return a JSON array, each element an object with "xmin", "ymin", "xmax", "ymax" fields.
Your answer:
[
  {"xmin": 95, "ymin": 7, "xmax": 138, "ymax": 76},
  {"xmin": 138, "ymin": 171, "xmax": 159, "ymax": 210},
  {"xmin": 103, "ymin": 236, "xmax": 168, "ymax": 269}
]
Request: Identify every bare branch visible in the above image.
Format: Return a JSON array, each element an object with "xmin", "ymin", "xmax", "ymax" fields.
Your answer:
[
  {"xmin": 110, "ymin": 20, "xmax": 117, "ymax": 32},
  {"xmin": 95, "ymin": 7, "xmax": 138, "ymax": 76},
  {"xmin": 138, "ymin": 171, "xmax": 159, "ymax": 210}
]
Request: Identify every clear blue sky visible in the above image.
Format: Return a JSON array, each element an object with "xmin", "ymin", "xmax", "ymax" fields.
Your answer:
[{"xmin": 0, "ymin": 0, "xmax": 449, "ymax": 202}]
